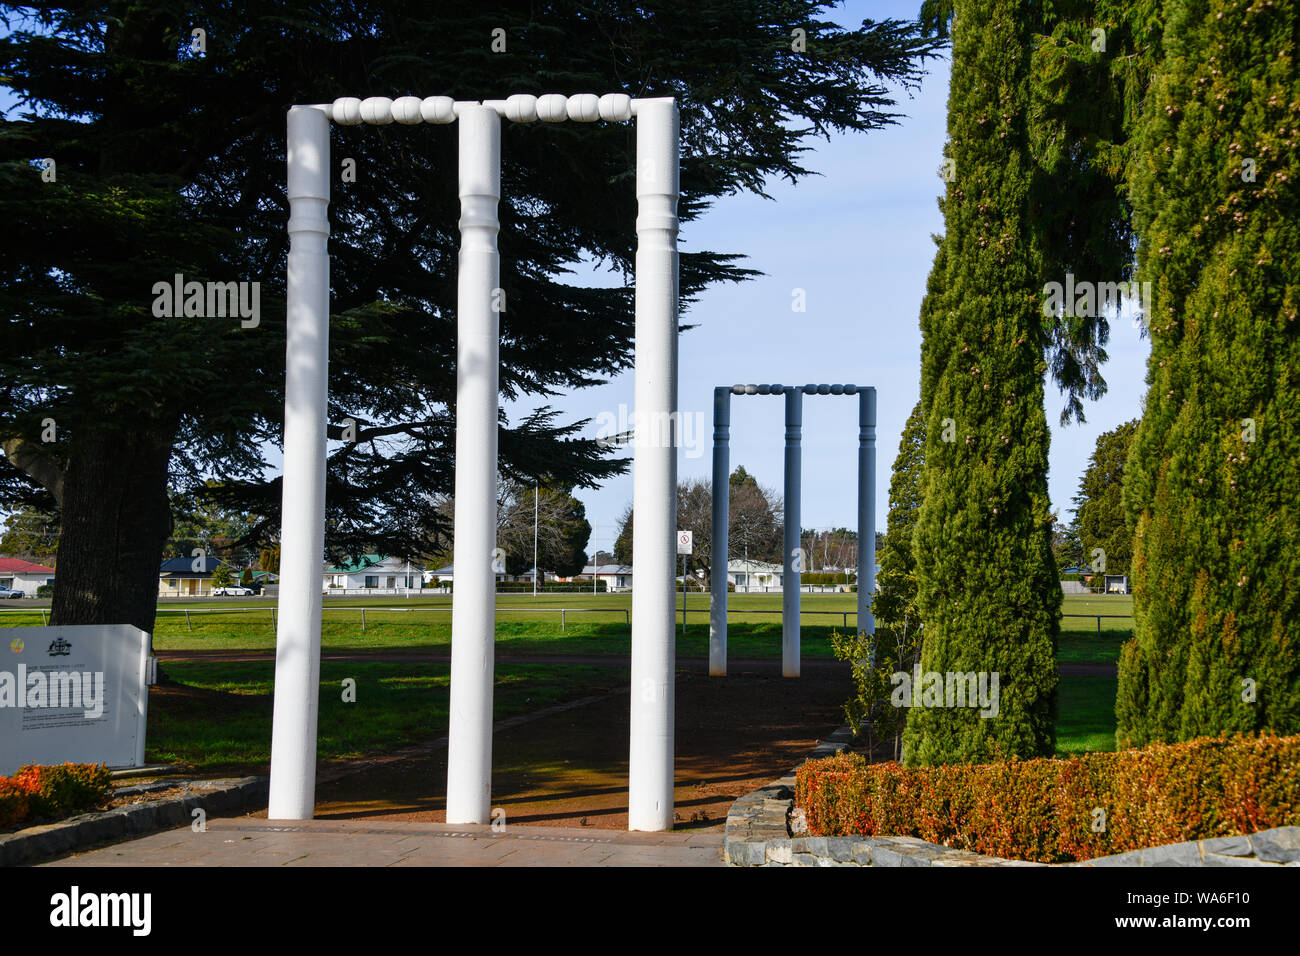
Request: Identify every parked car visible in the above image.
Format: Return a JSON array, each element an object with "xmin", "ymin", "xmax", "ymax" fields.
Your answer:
[
  {"xmin": 0, "ymin": 586, "xmax": 24, "ymax": 600},
  {"xmin": 213, "ymin": 586, "xmax": 255, "ymax": 597}
]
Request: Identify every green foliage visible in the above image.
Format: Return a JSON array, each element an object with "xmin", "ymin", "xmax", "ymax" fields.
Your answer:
[
  {"xmin": 1118, "ymin": 0, "xmax": 1300, "ymax": 747},
  {"xmin": 908, "ymin": 0, "xmax": 1060, "ymax": 766},
  {"xmin": 729, "ymin": 465, "xmax": 758, "ymax": 489},
  {"xmin": 831, "ymin": 627, "xmax": 919, "ymax": 761},
  {"xmin": 796, "ymin": 732, "xmax": 1300, "ymax": 863},
  {"xmin": 11, "ymin": 762, "xmax": 113, "ymax": 821},
  {"xmin": 833, "ymin": 400, "xmax": 924, "ymax": 760},
  {"xmin": 493, "ymin": 581, "xmax": 607, "ymax": 593},
  {"xmin": 873, "ymin": 400, "xmax": 924, "ymax": 660},
  {"xmin": 1071, "ymin": 419, "xmax": 1138, "ymax": 577},
  {"xmin": 35, "ymin": 584, "xmax": 53, "ymax": 598},
  {"xmin": 210, "ymin": 563, "xmax": 235, "ymax": 589},
  {"xmin": 613, "ymin": 503, "xmax": 633, "ymax": 566},
  {"xmin": 0, "ymin": 508, "xmax": 58, "ymax": 566},
  {"xmin": 166, "ymin": 487, "xmax": 261, "ymax": 564},
  {"xmin": 801, "ymin": 571, "xmax": 855, "ymax": 586},
  {"xmin": 1052, "ymin": 515, "xmax": 1083, "ymax": 570},
  {"xmin": 922, "ymin": 0, "xmax": 1162, "ymax": 424},
  {"xmin": 498, "ymin": 483, "xmax": 591, "ymax": 579}
]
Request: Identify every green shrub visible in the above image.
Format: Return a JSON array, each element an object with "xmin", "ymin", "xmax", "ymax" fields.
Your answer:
[
  {"xmin": 801, "ymin": 572, "xmax": 856, "ymax": 587},
  {"xmin": 14, "ymin": 762, "xmax": 113, "ymax": 819},
  {"xmin": 796, "ymin": 732, "xmax": 1300, "ymax": 863},
  {"xmin": 494, "ymin": 582, "xmax": 608, "ymax": 593},
  {"xmin": 35, "ymin": 584, "xmax": 53, "ymax": 598}
]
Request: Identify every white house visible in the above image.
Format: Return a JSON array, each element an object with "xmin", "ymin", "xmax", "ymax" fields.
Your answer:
[
  {"xmin": 424, "ymin": 564, "xmax": 515, "ymax": 588},
  {"xmin": 0, "ymin": 558, "xmax": 55, "ymax": 596},
  {"xmin": 726, "ymin": 559, "xmax": 784, "ymax": 592},
  {"xmin": 158, "ymin": 556, "xmax": 234, "ymax": 597},
  {"xmin": 323, "ymin": 554, "xmax": 422, "ymax": 593},
  {"xmin": 578, "ymin": 563, "xmax": 633, "ymax": 592},
  {"xmin": 426, "ymin": 564, "xmax": 456, "ymax": 585}
]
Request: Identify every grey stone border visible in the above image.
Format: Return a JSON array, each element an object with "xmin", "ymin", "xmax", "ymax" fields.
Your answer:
[
  {"xmin": 724, "ymin": 726, "xmax": 1300, "ymax": 867},
  {"xmin": 0, "ymin": 776, "xmax": 268, "ymax": 866}
]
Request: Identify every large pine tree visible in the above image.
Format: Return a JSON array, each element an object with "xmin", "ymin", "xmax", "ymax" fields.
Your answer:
[
  {"xmin": 906, "ymin": 0, "xmax": 1060, "ymax": 766},
  {"xmin": 1117, "ymin": 0, "xmax": 1300, "ymax": 746},
  {"xmin": 0, "ymin": 1, "xmax": 941, "ymax": 631}
]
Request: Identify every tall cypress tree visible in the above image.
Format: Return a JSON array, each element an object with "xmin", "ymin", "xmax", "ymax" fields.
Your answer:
[
  {"xmin": 1117, "ymin": 0, "xmax": 1300, "ymax": 746},
  {"xmin": 906, "ymin": 0, "xmax": 1060, "ymax": 766}
]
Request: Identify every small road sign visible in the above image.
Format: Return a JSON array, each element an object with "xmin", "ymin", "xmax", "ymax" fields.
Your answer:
[{"xmin": 677, "ymin": 530, "xmax": 693, "ymax": 555}]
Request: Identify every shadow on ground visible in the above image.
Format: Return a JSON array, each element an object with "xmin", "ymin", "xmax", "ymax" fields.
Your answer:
[{"xmin": 297, "ymin": 659, "xmax": 851, "ymax": 831}]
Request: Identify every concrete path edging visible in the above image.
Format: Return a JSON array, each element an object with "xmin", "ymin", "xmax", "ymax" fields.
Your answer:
[{"xmin": 0, "ymin": 776, "xmax": 268, "ymax": 866}]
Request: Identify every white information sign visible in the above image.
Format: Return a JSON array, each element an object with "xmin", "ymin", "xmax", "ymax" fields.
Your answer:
[
  {"xmin": 0, "ymin": 625, "xmax": 152, "ymax": 774},
  {"xmin": 677, "ymin": 530, "xmax": 693, "ymax": 555}
]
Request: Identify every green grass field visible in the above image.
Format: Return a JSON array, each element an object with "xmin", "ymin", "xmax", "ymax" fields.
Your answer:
[
  {"xmin": 0, "ymin": 590, "xmax": 1133, "ymax": 660},
  {"xmin": 1055, "ymin": 674, "xmax": 1119, "ymax": 754},
  {"xmin": 0, "ymin": 590, "xmax": 1128, "ymax": 759},
  {"xmin": 148, "ymin": 659, "xmax": 626, "ymax": 771}
]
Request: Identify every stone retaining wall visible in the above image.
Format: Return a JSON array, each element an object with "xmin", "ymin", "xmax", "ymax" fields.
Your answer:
[{"xmin": 723, "ymin": 727, "xmax": 1300, "ymax": 867}]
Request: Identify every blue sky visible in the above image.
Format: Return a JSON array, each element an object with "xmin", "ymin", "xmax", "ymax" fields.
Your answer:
[{"xmin": 523, "ymin": 0, "xmax": 1152, "ymax": 558}]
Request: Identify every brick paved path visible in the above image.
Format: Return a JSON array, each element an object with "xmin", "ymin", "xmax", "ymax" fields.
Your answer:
[{"xmin": 42, "ymin": 817, "xmax": 724, "ymax": 867}]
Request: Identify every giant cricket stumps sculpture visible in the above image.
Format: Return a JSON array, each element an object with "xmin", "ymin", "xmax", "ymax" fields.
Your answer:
[
  {"xmin": 708, "ymin": 384, "xmax": 876, "ymax": 678},
  {"xmin": 269, "ymin": 93, "xmax": 680, "ymax": 831}
]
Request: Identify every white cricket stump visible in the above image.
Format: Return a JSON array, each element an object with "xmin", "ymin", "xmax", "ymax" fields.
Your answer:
[
  {"xmin": 270, "ymin": 92, "xmax": 680, "ymax": 830},
  {"xmin": 268, "ymin": 105, "xmax": 330, "ymax": 820},
  {"xmin": 628, "ymin": 97, "xmax": 680, "ymax": 832},
  {"xmin": 445, "ymin": 103, "xmax": 502, "ymax": 824}
]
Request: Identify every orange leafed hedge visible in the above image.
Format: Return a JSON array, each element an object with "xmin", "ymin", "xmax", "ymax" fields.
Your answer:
[
  {"xmin": 0, "ymin": 763, "xmax": 113, "ymax": 829},
  {"xmin": 795, "ymin": 733, "xmax": 1300, "ymax": 863}
]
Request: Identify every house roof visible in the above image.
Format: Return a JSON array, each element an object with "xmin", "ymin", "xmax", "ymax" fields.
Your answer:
[
  {"xmin": 580, "ymin": 564, "xmax": 633, "ymax": 575},
  {"xmin": 726, "ymin": 559, "xmax": 784, "ymax": 573},
  {"xmin": 0, "ymin": 557, "xmax": 55, "ymax": 574},
  {"xmin": 159, "ymin": 556, "xmax": 231, "ymax": 575},
  {"xmin": 428, "ymin": 565, "xmax": 509, "ymax": 576},
  {"xmin": 324, "ymin": 554, "xmax": 387, "ymax": 573}
]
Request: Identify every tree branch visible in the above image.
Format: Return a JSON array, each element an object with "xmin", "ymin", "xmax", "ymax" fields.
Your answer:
[{"xmin": 3, "ymin": 437, "xmax": 66, "ymax": 507}]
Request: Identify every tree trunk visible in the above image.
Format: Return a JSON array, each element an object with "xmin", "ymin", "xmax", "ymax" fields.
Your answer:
[{"xmin": 49, "ymin": 418, "xmax": 176, "ymax": 633}]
